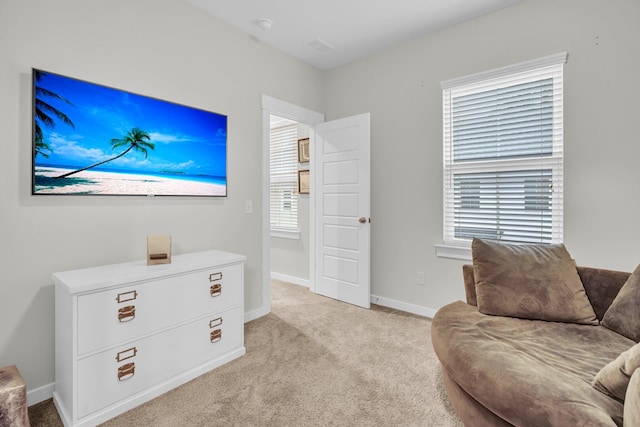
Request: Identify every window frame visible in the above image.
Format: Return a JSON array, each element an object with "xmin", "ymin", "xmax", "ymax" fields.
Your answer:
[
  {"xmin": 269, "ymin": 122, "xmax": 300, "ymax": 239},
  {"xmin": 438, "ymin": 53, "xmax": 567, "ymax": 259}
]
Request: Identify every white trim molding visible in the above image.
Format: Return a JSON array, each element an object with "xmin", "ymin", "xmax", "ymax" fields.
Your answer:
[
  {"xmin": 435, "ymin": 244, "xmax": 472, "ymax": 261},
  {"xmin": 270, "ymin": 229, "xmax": 301, "ymax": 240},
  {"xmin": 27, "ymin": 382, "xmax": 55, "ymax": 406},
  {"xmin": 261, "ymin": 96, "xmax": 325, "ymax": 126},
  {"xmin": 244, "ymin": 306, "xmax": 270, "ymax": 323},
  {"xmin": 441, "ymin": 52, "xmax": 568, "ymax": 89},
  {"xmin": 261, "ymin": 95, "xmax": 324, "ymax": 322},
  {"xmin": 371, "ymin": 294, "xmax": 438, "ymax": 319},
  {"xmin": 270, "ymin": 272, "xmax": 310, "ymax": 288}
]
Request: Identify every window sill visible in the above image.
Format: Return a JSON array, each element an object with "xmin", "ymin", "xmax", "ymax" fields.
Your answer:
[
  {"xmin": 271, "ymin": 228, "xmax": 301, "ymax": 240},
  {"xmin": 435, "ymin": 243, "xmax": 472, "ymax": 261}
]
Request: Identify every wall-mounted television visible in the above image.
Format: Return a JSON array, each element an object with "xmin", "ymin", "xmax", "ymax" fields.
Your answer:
[{"xmin": 32, "ymin": 69, "xmax": 227, "ymax": 197}]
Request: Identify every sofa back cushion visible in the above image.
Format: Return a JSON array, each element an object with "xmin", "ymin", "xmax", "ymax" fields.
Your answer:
[
  {"xmin": 602, "ymin": 263, "xmax": 640, "ymax": 342},
  {"xmin": 462, "ymin": 264, "xmax": 630, "ymax": 321},
  {"xmin": 471, "ymin": 238, "xmax": 598, "ymax": 325},
  {"xmin": 576, "ymin": 267, "xmax": 630, "ymax": 321}
]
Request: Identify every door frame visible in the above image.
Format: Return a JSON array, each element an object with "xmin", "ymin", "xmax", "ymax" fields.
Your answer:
[{"xmin": 260, "ymin": 95, "xmax": 324, "ymax": 317}]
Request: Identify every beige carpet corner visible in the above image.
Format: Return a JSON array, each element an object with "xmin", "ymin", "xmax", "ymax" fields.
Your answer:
[{"xmin": 29, "ymin": 280, "xmax": 462, "ymax": 426}]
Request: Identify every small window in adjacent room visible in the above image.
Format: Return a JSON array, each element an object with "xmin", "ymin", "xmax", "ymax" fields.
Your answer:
[
  {"xmin": 438, "ymin": 53, "xmax": 567, "ymax": 258},
  {"xmin": 270, "ymin": 117, "xmax": 299, "ymax": 238}
]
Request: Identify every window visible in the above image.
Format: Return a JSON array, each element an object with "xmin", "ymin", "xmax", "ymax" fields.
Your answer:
[
  {"xmin": 441, "ymin": 53, "xmax": 566, "ymax": 251},
  {"xmin": 270, "ymin": 121, "xmax": 299, "ymax": 236}
]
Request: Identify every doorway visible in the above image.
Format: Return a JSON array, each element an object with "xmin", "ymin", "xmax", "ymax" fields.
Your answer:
[
  {"xmin": 268, "ymin": 114, "xmax": 312, "ymax": 286},
  {"xmin": 260, "ymin": 96, "xmax": 372, "ymax": 316},
  {"xmin": 260, "ymin": 96, "xmax": 325, "ymax": 318}
]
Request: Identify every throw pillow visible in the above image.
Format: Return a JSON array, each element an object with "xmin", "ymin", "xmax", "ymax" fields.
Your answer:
[
  {"xmin": 471, "ymin": 238, "xmax": 598, "ymax": 325},
  {"xmin": 601, "ymin": 263, "xmax": 640, "ymax": 342},
  {"xmin": 625, "ymin": 371, "xmax": 640, "ymax": 427},
  {"xmin": 592, "ymin": 342, "xmax": 640, "ymax": 401}
]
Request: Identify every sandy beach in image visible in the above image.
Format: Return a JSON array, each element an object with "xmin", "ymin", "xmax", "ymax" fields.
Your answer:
[{"xmin": 34, "ymin": 167, "xmax": 226, "ymax": 196}]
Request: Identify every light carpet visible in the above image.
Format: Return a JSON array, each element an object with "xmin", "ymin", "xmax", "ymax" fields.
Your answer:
[{"xmin": 29, "ymin": 280, "xmax": 462, "ymax": 426}]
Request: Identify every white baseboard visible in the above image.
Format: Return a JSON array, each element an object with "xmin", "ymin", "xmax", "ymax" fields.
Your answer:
[
  {"xmin": 27, "ymin": 382, "xmax": 54, "ymax": 406},
  {"xmin": 270, "ymin": 272, "xmax": 310, "ymax": 288},
  {"xmin": 371, "ymin": 294, "xmax": 438, "ymax": 318},
  {"xmin": 270, "ymin": 273, "xmax": 436, "ymax": 318},
  {"xmin": 244, "ymin": 306, "xmax": 270, "ymax": 323},
  {"xmin": 245, "ymin": 272, "xmax": 309, "ymax": 324}
]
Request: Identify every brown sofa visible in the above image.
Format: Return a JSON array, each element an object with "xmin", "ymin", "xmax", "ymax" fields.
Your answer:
[{"xmin": 432, "ymin": 264, "xmax": 637, "ymax": 427}]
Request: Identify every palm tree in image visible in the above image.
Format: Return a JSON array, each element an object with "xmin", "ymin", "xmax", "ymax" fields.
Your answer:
[
  {"xmin": 34, "ymin": 71, "xmax": 75, "ymax": 158},
  {"xmin": 56, "ymin": 127, "xmax": 154, "ymax": 178}
]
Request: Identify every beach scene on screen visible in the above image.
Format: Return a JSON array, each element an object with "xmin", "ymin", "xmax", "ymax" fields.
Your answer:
[{"xmin": 33, "ymin": 70, "xmax": 227, "ymax": 196}]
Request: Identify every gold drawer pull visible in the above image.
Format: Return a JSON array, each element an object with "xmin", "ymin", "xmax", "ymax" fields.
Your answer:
[
  {"xmin": 209, "ymin": 272, "xmax": 223, "ymax": 282},
  {"xmin": 209, "ymin": 317, "xmax": 223, "ymax": 328},
  {"xmin": 118, "ymin": 305, "xmax": 136, "ymax": 322},
  {"xmin": 115, "ymin": 347, "xmax": 137, "ymax": 362},
  {"xmin": 210, "ymin": 284, "xmax": 222, "ymax": 297},
  {"xmin": 116, "ymin": 290, "xmax": 137, "ymax": 303},
  {"xmin": 117, "ymin": 362, "xmax": 135, "ymax": 381},
  {"xmin": 210, "ymin": 329, "xmax": 222, "ymax": 343}
]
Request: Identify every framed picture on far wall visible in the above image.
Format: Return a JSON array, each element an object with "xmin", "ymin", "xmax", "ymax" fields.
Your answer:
[
  {"xmin": 298, "ymin": 170, "xmax": 310, "ymax": 194},
  {"xmin": 298, "ymin": 138, "xmax": 310, "ymax": 163}
]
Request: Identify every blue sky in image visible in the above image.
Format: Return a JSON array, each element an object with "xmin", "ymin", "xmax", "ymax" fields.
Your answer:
[{"xmin": 35, "ymin": 70, "xmax": 227, "ymax": 177}]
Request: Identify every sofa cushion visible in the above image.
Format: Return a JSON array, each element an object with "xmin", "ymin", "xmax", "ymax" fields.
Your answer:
[
  {"xmin": 592, "ymin": 342, "xmax": 640, "ymax": 401},
  {"xmin": 432, "ymin": 301, "xmax": 632, "ymax": 427},
  {"xmin": 601, "ymin": 264, "xmax": 640, "ymax": 342},
  {"xmin": 576, "ymin": 267, "xmax": 631, "ymax": 321},
  {"xmin": 471, "ymin": 238, "xmax": 598, "ymax": 325},
  {"xmin": 625, "ymin": 371, "xmax": 640, "ymax": 427}
]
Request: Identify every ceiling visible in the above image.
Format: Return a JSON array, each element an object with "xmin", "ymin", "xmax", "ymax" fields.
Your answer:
[{"xmin": 186, "ymin": 0, "xmax": 524, "ymax": 70}]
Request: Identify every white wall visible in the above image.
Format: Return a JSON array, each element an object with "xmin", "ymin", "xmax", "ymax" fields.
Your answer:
[
  {"xmin": 270, "ymin": 123, "xmax": 311, "ymax": 284},
  {"xmin": 323, "ymin": 0, "xmax": 640, "ymax": 311},
  {"xmin": 0, "ymin": 0, "xmax": 323, "ymax": 399},
  {"xmin": 4, "ymin": 0, "xmax": 640, "ymax": 404}
]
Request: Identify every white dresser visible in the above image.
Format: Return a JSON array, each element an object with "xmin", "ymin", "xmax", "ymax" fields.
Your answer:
[{"xmin": 53, "ymin": 250, "xmax": 246, "ymax": 427}]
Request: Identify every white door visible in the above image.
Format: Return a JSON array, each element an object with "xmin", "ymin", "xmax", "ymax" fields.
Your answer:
[{"xmin": 313, "ymin": 113, "xmax": 370, "ymax": 308}]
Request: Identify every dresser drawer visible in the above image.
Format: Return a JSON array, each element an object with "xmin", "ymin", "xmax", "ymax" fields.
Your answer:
[
  {"xmin": 77, "ymin": 306, "xmax": 242, "ymax": 419},
  {"xmin": 77, "ymin": 263, "xmax": 241, "ymax": 355}
]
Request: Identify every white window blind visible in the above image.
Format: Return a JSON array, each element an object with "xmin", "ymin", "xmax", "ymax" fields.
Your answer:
[
  {"xmin": 270, "ymin": 123, "xmax": 299, "ymax": 231},
  {"xmin": 442, "ymin": 53, "xmax": 566, "ymax": 246}
]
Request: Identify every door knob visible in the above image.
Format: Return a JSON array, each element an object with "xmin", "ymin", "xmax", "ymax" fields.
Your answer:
[{"xmin": 358, "ymin": 217, "xmax": 366, "ymax": 224}]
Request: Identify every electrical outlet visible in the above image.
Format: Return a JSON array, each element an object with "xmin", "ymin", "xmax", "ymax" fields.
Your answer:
[
  {"xmin": 245, "ymin": 200, "xmax": 253, "ymax": 214},
  {"xmin": 417, "ymin": 271, "xmax": 425, "ymax": 286}
]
